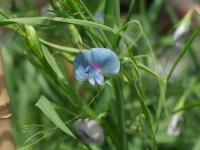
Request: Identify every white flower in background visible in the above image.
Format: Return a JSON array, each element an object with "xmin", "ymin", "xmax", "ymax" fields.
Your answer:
[
  {"xmin": 173, "ymin": 10, "xmax": 193, "ymax": 47},
  {"xmin": 167, "ymin": 114, "xmax": 182, "ymax": 136},
  {"xmin": 173, "ymin": 24, "xmax": 188, "ymax": 45},
  {"xmin": 40, "ymin": 4, "xmax": 53, "ymax": 16},
  {"xmin": 74, "ymin": 119, "xmax": 104, "ymax": 145}
]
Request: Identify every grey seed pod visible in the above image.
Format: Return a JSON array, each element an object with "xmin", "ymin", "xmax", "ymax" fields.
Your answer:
[{"xmin": 74, "ymin": 119, "xmax": 104, "ymax": 145}]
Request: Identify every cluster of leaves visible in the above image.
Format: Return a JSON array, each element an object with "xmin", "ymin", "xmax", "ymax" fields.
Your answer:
[{"xmin": 0, "ymin": 0, "xmax": 200, "ymax": 150}]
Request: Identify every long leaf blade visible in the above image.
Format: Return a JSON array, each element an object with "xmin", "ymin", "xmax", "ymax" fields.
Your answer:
[{"xmin": 35, "ymin": 96, "xmax": 75, "ymax": 138}]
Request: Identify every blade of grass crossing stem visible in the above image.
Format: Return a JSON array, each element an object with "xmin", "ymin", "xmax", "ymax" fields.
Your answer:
[
  {"xmin": 42, "ymin": 46, "xmax": 79, "ymax": 107},
  {"xmin": 112, "ymin": 77, "xmax": 127, "ymax": 150},
  {"xmin": 123, "ymin": 0, "xmax": 136, "ymax": 28},
  {"xmin": 123, "ymin": 68, "xmax": 157, "ymax": 149},
  {"xmin": 123, "ymin": 55, "xmax": 156, "ymax": 149},
  {"xmin": 79, "ymin": 0, "xmax": 112, "ymax": 48},
  {"xmin": 117, "ymin": 20, "xmax": 158, "ymax": 70},
  {"xmin": 167, "ymin": 25, "xmax": 200, "ymax": 81},
  {"xmin": 35, "ymin": 96, "xmax": 75, "ymax": 138},
  {"xmin": 42, "ymin": 46, "xmax": 64, "ymax": 81},
  {"xmin": 137, "ymin": 63, "xmax": 161, "ymax": 81},
  {"xmin": 39, "ymin": 38, "xmax": 80, "ymax": 54},
  {"xmin": 63, "ymin": 0, "xmax": 106, "ymax": 48},
  {"xmin": 156, "ymin": 80, "xmax": 167, "ymax": 123},
  {"xmin": 0, "ymin": 17, "xmax": 115, "ymax": 33},
  {"xmin": 148, "ymin": 0, "xmax": 163, "ymax": 24},
  {"xmin": 114, "ymin": 0, "xmax": 120, "ymax": 25},
  {"xmin": 104, "ymin": 0, "xmax": 118, "ymax": 46},
  {"xmin": 113, "ymin": 0, "xmax": 136, "ymax": 48}
]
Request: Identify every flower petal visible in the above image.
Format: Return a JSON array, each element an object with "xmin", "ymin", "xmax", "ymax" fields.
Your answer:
[
  {"xmin": 94, "ymin": 71, "xmax": 104, "ymax": 85},
  {"xmin": 74, "ymin": 50, "xmax": 92, "ymax": 71},
  {"xmin": 88, "ymin": 72, "xmax": 96, "ymax": 86},
  {"xmin": 75, "ymin": 67, "xmax": 88, "ymax": 81},
  {"xmin": 91, "ymin": 48, "xmax": 120, "ymax": 75},
  {"xmin": 74, "ymin": 119, "xmax": 104, "ymax": 145},
  {"xmin": 73, "ymin": 50, "xmax": 92, "ymax": 81}
]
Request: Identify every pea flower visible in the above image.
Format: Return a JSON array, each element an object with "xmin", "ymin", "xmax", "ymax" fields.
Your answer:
[
  {"xmin": 74, "ymin": 119, "xmax": 104, "ymax": 145},
  {"xmin": 167, "ymin": 114, "xmax": 182, "ymax": 136},
  {"xmin": 73, "ymin": 48, "xmax": 120, "ymax": 86},
  {"xmin": 173, "ymin": 10, "xmax": 193, "ymax": 47}
]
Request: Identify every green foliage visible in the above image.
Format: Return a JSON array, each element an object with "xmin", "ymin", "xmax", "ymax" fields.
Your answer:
[
  {"xmin": 35, "ymin": 96, "xmax": 75, "ymax": 138},
  {"xmin": 0, "ymin": 0, "xmax": 200, "ymax": 150}
]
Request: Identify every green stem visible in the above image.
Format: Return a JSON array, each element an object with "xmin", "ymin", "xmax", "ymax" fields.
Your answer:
[
  {"xmin": 114, "ymin": 0, "xmax": 120, "ymax": 25},
  {"xmin": 124, "ymin": 0, "xmax": 136, "ymax": 28},
  {"xmin": 134, "ymin": 83, "xmax": 157, "ymax": 150},
  {"xmin": 156, "ymin": 79, "xmax": 167, "ymax": 122},
  {"xmin": 167, "ymin": 25, "xmax": 200, "ymax": 81},
  {"xmin": 79, "ymin": 0, "xmax": 112, "ymax": 48},
  {"xmin": 122, "ymin": 58, "xmax": 157, "ymax": 149},
  {"xmin": 112, "ymin": 77, "xmax": 127, "ymax": 150},
  {"xmin": 113, "ymin": 0, "xmax": 136, "ymax": 49}
]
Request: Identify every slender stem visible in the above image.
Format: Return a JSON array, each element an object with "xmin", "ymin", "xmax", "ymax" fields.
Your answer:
[
  {"xmin": 117, "ymin": 20, "xmax": 158, "ymax": 70},
  {"xmin": 114, "ymin": 0, "xmax": 120, "ymax": 25},
  {"xmin": 0, "ymin": 49, "xmax": 16, "ymax": 150},
  {"xmin": 124, "ymin": 0, "xmax": 136, "ymax": 28},
  {"xmin": 167, "ymin": 25, "xmax": 200, "ymax": 81},
  {"xmin": 79, "ymin": 0, "xmax": 112, "ymax": 48},
  {"xmin": 113, "ymin": 0, "xmax": 136, "ymax": 49},
  {"xmin": 156, "ymin": 79, "xmax": 167, "ymax": 122},
  {"xmin": 112, "ymin": 77, "xmax": 127, "ymax": 150},
  {"xmin": 132, "ymin": 79, "xmax": 157, "ymax": 149},
  {"xmin": 122, "ymin": 57, "xmax": 157, "ymax": 149}
]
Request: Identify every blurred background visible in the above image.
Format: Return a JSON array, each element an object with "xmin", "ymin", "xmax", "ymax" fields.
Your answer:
[{"xmin": 1, "ymin": 0, "xmax": 200, "ymax": 149}]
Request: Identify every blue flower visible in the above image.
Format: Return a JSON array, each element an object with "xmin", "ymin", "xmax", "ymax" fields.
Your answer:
[{"xmin": 73, "ymin": 48, "xmax": 120, "ymax": 86}]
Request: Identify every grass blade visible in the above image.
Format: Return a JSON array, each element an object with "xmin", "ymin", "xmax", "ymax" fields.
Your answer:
[
  {"xmin": 0, "ymin": 17, "xmax": 115, "ymax": 33},
  {"xmin": 35, "ymin": 96, "xmax": 75, "ymax": 138}
]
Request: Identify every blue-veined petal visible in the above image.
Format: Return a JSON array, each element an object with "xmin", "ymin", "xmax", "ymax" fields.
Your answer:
[
  {"xmin": 75, "ymin": 66, "xmax": 88, "ymax": 81},
  {"xmin": 73, "ymin": 50, "xmax": 92, "ymax": 81},
  {"xmin": 91, "ymin": 48, "xmax": 120, "ymax": 75},
  {"xmin": 88, "ymin": 70, "xmax": 104, "ymax": 86},
  {"xmin": 94, "ymin": 71, "xmax": 104, "ymax": 85},
  {"xmin": 73, "ymin": 50, "xmax": 92, "ymax": 72},
  {"xmin": 88, "ymin": 71, "xmax": 96, "ymax": 86}
]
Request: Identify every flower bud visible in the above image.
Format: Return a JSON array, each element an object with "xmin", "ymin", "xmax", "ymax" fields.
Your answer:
[
  {"xmin": 74, "ymin": 119, "xmax": 104, "ymax": 145},
  {"xmin": 69, "ymin": 24, "xmax": 82, "ymax": 46}
]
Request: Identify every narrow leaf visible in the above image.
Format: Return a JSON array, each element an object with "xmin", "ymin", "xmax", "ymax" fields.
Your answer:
[
  {"xmin": 0, "ymin": 17, "xmax": 115, "ymax": 33},
  {"xmin": 35, "ymin": 96, "xmax": 75, "ymax": 138},
  {"xmin": 42, "ymin": 46, "xmax": 64, "ymax": 80}
]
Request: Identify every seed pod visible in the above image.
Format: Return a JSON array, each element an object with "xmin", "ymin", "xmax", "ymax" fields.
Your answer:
[
  {"xmin": 74, "ymin": 119, "xmax": 104, "ymax": 145},
  {"xmin": 68, "ymin": 24, "xmax": 82, "ymax": 46},
  {"xmin": 25, "ymin": 25, "xmax": 43, "ymax": 59}
]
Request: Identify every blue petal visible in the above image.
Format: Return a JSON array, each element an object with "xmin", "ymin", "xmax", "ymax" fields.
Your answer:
[
  {"xmin": 88, "ymin": 72, "xmax": 96, "ymax": 86},
  {"xmin": 91, "ymin": 48, "xmax": 120, "ymax": 75},
  {"xmin": 94, "ymin": 71, "xmax": 104, "ymax": 85},
  {"xmin": 74, "ymin": 50, "xmax": 92, "ymax": 71},
  {"xmin": 75, "ymin": 67, "xmax": 88, "ymax": 81},
  {"xmin": 74, "ymin": 50, "xmax": 92, "ymax": 81},
  {"xmin": 88, "ymin": 70, "xmax": 104, "ymax": 86}
]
